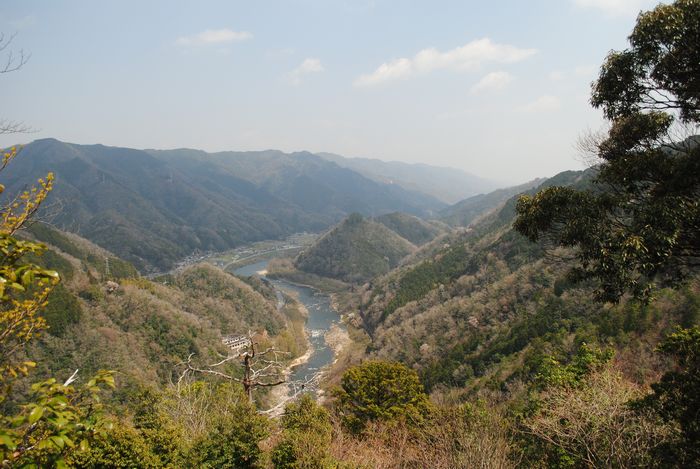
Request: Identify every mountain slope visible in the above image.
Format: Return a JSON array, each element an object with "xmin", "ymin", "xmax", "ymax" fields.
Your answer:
[
  {"xmin": 5, "ymin": 139, "xmax": 445, "ymax": 272},
  {"xmin": 374, "ymin": 212, "xmax": 444, "ymax": 246},
  {"xmin": 317, "ymin": 152, "xmax": 499, "ymax": 204},
  {"xmin": 148, "ymin": 149, "xmax": 446, "ymax": 220},
  {"xmin": 23, "ymin": 224, "xmax": 294, "ymax": 388},
  {"xmin": 294, "ymin": 213, "xmax": 416, "ymax": 283},
  {"xmin": 343, "ymin": 168, "xmax": 676, "ymax": 396},
  {"xmin": 439, "ymin": 178, "xmax": 545, "ymax": 227}
]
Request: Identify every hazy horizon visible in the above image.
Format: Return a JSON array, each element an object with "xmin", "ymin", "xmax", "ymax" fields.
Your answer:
[{"xmin": 0, "ymin": 0, "xmax": 659, "ymax": 182}]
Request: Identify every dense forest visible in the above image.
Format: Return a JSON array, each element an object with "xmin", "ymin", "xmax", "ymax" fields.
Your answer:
[{"xmin": 1, "ymin": 1, "xmax": 699, "ymax": 467}]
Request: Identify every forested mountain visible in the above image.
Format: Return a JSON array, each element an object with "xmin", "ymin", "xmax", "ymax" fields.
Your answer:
[
  {"xmin": 148, "ymin": 148, "xmax": 445, "ymax": 220},
  {"xmin": 440, "ymin": 178, "xmax": 545, "ymax": 227},
  {"xmin": 21, "ymin": 224, "xmax": 298, "ymax": 388},
  {"xmin": 349, "ymin": 168, "xmax": 640, "ymax": 386},
  {"xmin": 316, "ymin": 152, "xmax": 499, "ymax": 204},
  {"xmin": 6, "ymin": 139, "xmax": 445, "ymax": 272},
  {"xmin": 373, "ymin": 212, "xmax": 445, "ymax": 246},
  {"xmin": 295, "ymin": 213, "xmax": 416, "ymax": 283}
]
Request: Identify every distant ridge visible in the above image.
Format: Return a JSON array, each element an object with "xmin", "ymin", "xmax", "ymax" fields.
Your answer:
[
  {"xmin": 5, "ymin": 139, "xmax": 445, "ymax": 272},
  {"xmin": 316, "ymin": 152, "xmax": 500, "ymax": 204},
  {"xmin": 440, "ymin": 178, "xmax": 546, "ymax": 227}
]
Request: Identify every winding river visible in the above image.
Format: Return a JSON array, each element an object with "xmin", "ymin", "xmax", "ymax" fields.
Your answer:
[{"xmin": 233, "ymin": 260, "xmax": 344, "ymax": 394}]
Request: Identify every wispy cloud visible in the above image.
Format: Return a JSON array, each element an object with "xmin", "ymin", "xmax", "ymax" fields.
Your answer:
[
  {"xmin": 572, "ymin": 0, "xmax": 657, "ymax": 17},
  {"xmin": 549, "ymin": 70, "xmax": 565, "ymax": 81},
  {"xmin": 287, "ymin": 58, "xmax": 324, "ymax": 85},
  {"xmin": 175, "ymin": 28, "xmax": 252, "ymax": 47},
  {"xmin": 519, "ymin": 95, "xmax": 561, "ymax": 112},
  {"xmin": 470, "ymin": 71, "xmax": 513, "ymax": 94},
  {"xmin": 9, "ymin": 15, "xmax": 36, "ymax": 30},
  {"xmin": 354, "ymin": 38, "xmax": 536, "ymax": 87},
  {"xmin": 574, "ymin": 64, "xmax": 597, "ymax": 77}
]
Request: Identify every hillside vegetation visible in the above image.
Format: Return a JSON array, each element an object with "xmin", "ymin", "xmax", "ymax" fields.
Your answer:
[
  {"xmin": 295, "ymin": 213, "xmax": 416, "ymax": 283},
  {"xmin": 440, "ymin": 178, "xmax": 544, "ymax": 227},
  {"xmin": 5, "ymin": 139, "xmax": 446, "ymax": 272},
  {"xmin": 4, "ymin": 2, "xmax": 700, "ymax": 467},
  {"xmin": 20, "ymin": 224, "xmax": 299, "ymax": 391},
  {"xmin": 374, "ymin": 212, "xmax": 444, "ymax": 246}
]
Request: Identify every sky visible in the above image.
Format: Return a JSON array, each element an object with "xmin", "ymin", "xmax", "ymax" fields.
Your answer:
[{"xmin": 0, "ymin": 0, "xmax": 661, "ymax": 183}]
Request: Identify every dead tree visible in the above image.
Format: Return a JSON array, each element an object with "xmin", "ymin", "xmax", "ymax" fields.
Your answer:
[{"xmin": 178, "ymin": 335, "xmax": 288, "ymax": 403}]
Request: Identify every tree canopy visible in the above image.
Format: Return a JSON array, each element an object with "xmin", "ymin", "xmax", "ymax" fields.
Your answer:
[
  {"xmin": 515, "ymin": 0, "xmax": 700, "ymax": 302},
  {"xmin": 333, "ymin": 360, "xmax": 430, "ymax": 433}
]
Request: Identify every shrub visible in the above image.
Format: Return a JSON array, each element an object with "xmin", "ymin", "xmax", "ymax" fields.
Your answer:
[{"xmin": 333, "ymin": 360, "xmax": 430, "ymax": 433}]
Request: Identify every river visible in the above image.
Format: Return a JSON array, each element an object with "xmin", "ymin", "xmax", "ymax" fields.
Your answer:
[{"xmin": 233, "ymin": 260, "xmax": 344, "ymax": 397}]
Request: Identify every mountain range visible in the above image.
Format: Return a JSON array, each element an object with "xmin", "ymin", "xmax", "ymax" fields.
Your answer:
[
  {"xmin": 6, "ymin": 139, "xmax": 479, "ymax": 272},
  {"xmin": 317, "ymin": 152, "xmax": 499, "ymax": 204}
]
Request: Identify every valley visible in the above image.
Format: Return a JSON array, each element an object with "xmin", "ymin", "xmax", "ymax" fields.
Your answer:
[
  {"xmin": 1, "ymin": 1, "xmax": 699, "ymax": 467},
  {"xmin": 232, "ymin": 259, "xmax": 349, "ymax": 409}
]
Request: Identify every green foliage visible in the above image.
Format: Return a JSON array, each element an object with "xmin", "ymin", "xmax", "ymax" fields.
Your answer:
[
  {"xmin": 334, "ymin": 360, "xmax": 430, "ymax": 433},
  {"xmin": 591, "ymin": 0, "xmax": 699, "ymax": 122},
  {"xmin": 11, "ymin": 140, "xmax": 442, "ymax": 272},
  {"xmin": 515, "ymin": 0, "xmax": 700, "ymax": 302},
  {"xmin": 635, "ymin": 326, "xmax": 700, "ymax": 467},
  {"xmin": 272, "ymin": 394, "xmax": 334, "ymax": 469},
  {"xmin": 28, "ymin": 223, "xmax": 138, "ymax": 280},
  {"xmin": 175, "ymin": 264, "xmax": 286, "ymax": 335},
  {"xmin": 374, "ymin": 212, "xmax": 442, "ymax": 246},
  {"xmin": 381, "ymin": 243, "xmax": 479, "ymax": 322},
  {"xmin": 523, "ymin": 366, "xmax": 661, "ymax": 468},
  {"xmin": 295, "ymin": 213, "xmax": 415, "ymax": 284},
  {"xmin": 440, "ymin": 178, "xmax": 544, "ymax": 228},
  {"xmin": 68, "ymin": 419, "xmax": 162, "ymax": 469},
  {"xmin": 0, "ymin": 371, "xmax": 115, "ymax": 468},
  {"xmin": 24, "ymin": 248, "xmax": 75, "ymax": 282},
  {"xmin": 189, "ymin": 397, "xmax": 270, "ymax": 469},
  {"xmin": 130, "ymin": 388, "xmax": 185, "ymax": 467},
  {"xmin": 40, "ymin": 283, "xmax": 83, "ymax": 337},
  {"xmin": 535, "ymin": 343, "xmax": 613, "ymax": 389}
]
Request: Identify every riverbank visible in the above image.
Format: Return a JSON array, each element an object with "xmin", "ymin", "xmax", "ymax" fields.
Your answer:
[
  {"xmin": 233, "ymin": 258, "xmax": 351, "ymax": 415},
  {"xmin": 325, "ymin": 323, "xmax": 351, "ymax": 364}
]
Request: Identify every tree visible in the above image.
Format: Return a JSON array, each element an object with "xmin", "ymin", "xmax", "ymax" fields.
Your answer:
[
  {"xmin": 524, "ymin": 366, "xmax": 662, "ymax": 467},
  {"xmin": 333, "ymin": 360, "xmax": 430, "ymax": 433},
  {"xmin": 514, "ymin": 0, "xmax": 700, "ymax": 302},
  {"xmin": 635, "ymin": 327, "xmax": 700, "ymax": 467},
  {"xmin": 0, "ymin": 37, "xmax": 114, "ymax": 466},
  {"xmin": 189, "ymin": 394, "xmax": 269, "ymax": 469},
  {"xmin": 271, "ymin": 394, "xmax": 334, "ymax": 469},
  {"xmin": 178, "ymin": 335, "xmax": 287, "ymax": 403},
  {"xmin": 0, "ymin": 33, "xmax": 31, "ymax": 136}
]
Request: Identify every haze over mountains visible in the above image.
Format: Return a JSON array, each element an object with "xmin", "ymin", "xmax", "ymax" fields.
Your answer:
[
  {"xmin": 316, "ymin": 152, "xmax": 500, "ymax": 204},
  {"xmin": 6, "ymin": 139, "xmax": 505, "ymax": 272}
]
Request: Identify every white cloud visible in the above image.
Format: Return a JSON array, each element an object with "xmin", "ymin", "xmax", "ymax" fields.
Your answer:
[
  {"xmin": 354, "ymin": 38, "xmax": 536, "ymax": 87},
  {"xmin": 175, "ymin": 28, "xmax": 252, "ymax": 46},
  {"xmin": 549, "ymin": 70, "xmax": 565, "ymax": 81},
  {"xmin": 287, "ymin": 58, "xmax": 324, "ymax": 85},
  {"xmin": 573, "ymin": 0, "xmax": 657, "ymax": 17},
  {"xmin": 10, "ymin": 15, "xmax": 36, "ymax": 30},
  {"xmin": 519, "ymin": 95, "xmax": 561, "ymax": 112},
  {"xmin": 575, "ymin": 64, "xmax": 598, "ymax": 77},
  {"xmin": 470, "ymin": 71, "xmax": 513, "ymax": 94}
]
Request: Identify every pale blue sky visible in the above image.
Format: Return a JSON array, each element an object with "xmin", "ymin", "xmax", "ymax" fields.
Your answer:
[{"xmin": 0, "ymin": 0, "xmax": 659, "ymax": 182}]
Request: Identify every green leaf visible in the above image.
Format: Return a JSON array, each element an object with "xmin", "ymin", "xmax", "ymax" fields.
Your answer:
[
  {"xmin": 49, "ymin": 435, "xmax": 65, "ymax": 449},
  {"xmin": 60, "ymin": 434, "xmax": 75, "ymax": 448},
  {"xmin": 0, "ymin": 434, "xmax": 17, "ymax": 450},
  {"xmin": 28, "ymin": 406, "xmax": 44, "ymax": 424}
]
